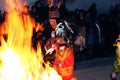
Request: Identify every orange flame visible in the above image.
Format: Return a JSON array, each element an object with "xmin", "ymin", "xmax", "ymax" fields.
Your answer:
[{"xmin": 0, "ymin": 0, "xmax": 62, "ymax": 80}]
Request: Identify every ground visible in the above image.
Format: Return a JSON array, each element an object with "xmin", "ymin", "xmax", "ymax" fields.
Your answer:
[{"xmin": 74, "ymin": 57, "xmax": 120, "ymax": 80}]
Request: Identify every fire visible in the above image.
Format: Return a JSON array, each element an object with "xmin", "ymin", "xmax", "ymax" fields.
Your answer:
[{"xmin": 0, "ymin": 0, "xmax": 62, "ymax": 80}]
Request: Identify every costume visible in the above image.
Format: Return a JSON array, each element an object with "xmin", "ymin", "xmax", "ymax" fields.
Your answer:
[
  {"xmin": 45, "ymin": 21, "xmax": 76, "ymax": 79},
  {"xmin": 110, "ymin": 38, "xmax": 120, "ymax": 80},
  {"xmin": 53, "ymin": 38, "xmax": 76, "ymax": 80},
  {"xmin": 46, "ymin": 37, "xmax": 56, "ymax": 49},
  {"xmin": 45, "ymin": 30, "xmax": 56, "ymax": 49}
]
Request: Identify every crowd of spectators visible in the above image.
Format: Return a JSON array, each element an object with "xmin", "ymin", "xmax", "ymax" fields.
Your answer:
[{"xmin": 0, "ymin": 1, "xmax": 120, "ymax": 62}]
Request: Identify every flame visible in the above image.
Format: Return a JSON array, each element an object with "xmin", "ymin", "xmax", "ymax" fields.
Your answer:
[{"xmin": 0, "ymin": 0, "xmax": 62, "ymax": 80}]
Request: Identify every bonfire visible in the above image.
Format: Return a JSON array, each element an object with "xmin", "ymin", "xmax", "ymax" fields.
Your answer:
[{"xmin": 0, "ymin": 0, "xmax": 62, "ymax": 80}]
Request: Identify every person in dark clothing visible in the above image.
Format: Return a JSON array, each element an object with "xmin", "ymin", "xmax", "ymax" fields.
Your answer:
[
  {"xmin": 35, "ymin": 1, "xmax": 49, "ymax": 24},
  {"xmin": 59, "ymin": 0, "xmax": 68, "ymax": 19},
  {"xmin": 30, "ymin": 5, "xmax": 37, "ymax": 21},
  {"xmin": 0, "ymin": 10, "xmax": 3, "ymax": 24},
  {"xmin": 87, "ymin": 2, "xmax": 97, "ymax": 22}
]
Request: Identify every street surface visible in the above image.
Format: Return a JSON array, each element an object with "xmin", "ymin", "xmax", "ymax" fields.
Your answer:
[{"xmin": 74, "ymin": 57, "xmax": 120, "ymax": 80}]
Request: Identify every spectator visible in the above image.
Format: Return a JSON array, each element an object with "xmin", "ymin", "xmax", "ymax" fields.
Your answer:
[
  {"xmin": 35, "ymin": 1, "xmax": 49, "ymax": 24},
  {"xmin": 86, "ymin": 28, "xmax": 95, "ymax": 59},
  {"xmin": 87, "ymin": 2, "xmax": 97, "ymax": 22},
  {"xmin": 0, "ymin": 10, "xmax": 3, "ymax": 24},
  {"xmin": 30, "ymin": 5, "xmax": 37, "ymax": 21},
  {"xmin": 59, "ymin": 0, "xmax": 68, "ymax": 19}
]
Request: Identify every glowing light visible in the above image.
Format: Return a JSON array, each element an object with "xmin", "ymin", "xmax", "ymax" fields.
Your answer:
[{"xmin": 0, "ymin": 0, "xmax": 62, "ymax": 80}]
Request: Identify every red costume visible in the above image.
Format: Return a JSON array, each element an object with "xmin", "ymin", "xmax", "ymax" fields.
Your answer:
[{"xmin": 53, "ymin": 38, "xmax": 76, "ymax": 80}]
